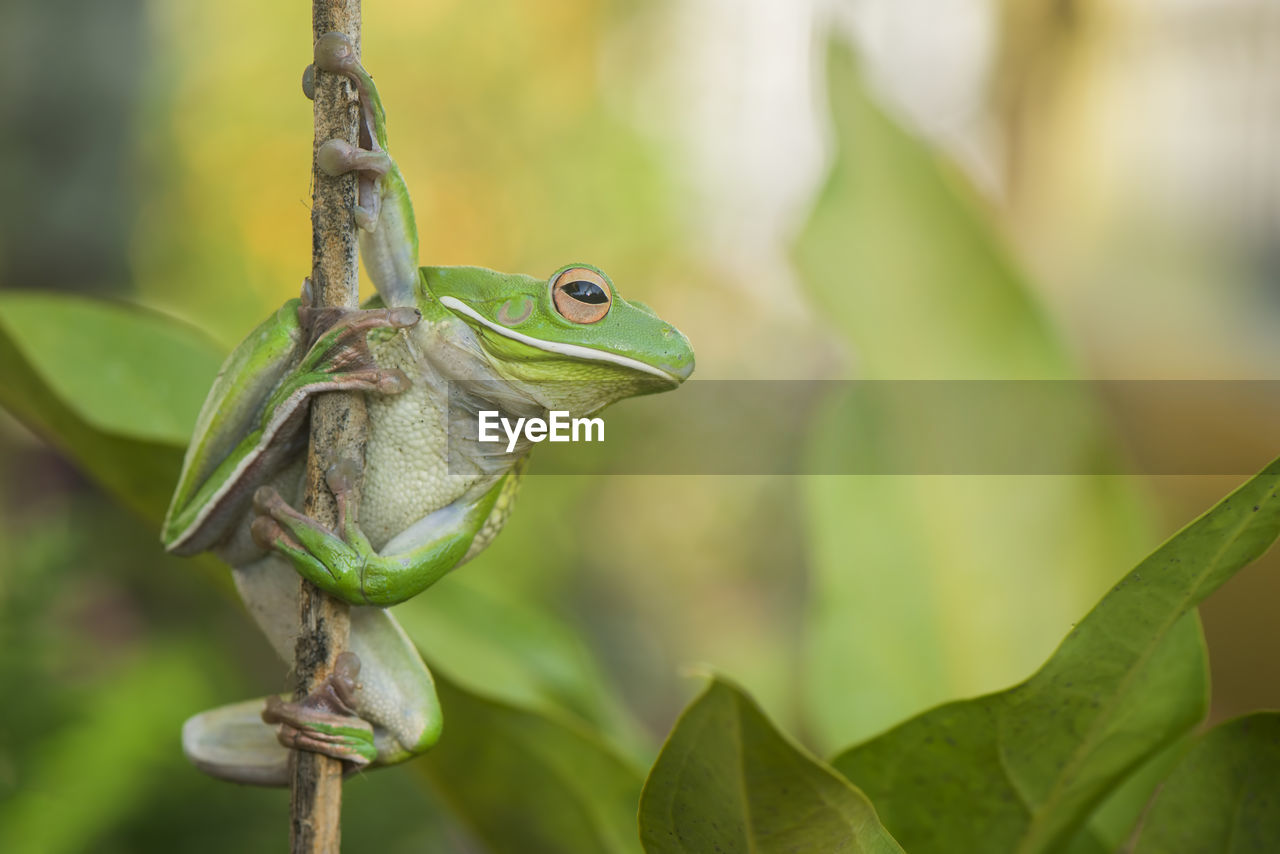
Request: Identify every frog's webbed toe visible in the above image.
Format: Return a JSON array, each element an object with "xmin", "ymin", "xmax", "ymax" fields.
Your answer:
[
  {"xmin": 261, "ymin": 651, "xmax": 379, "ymax": 768},
  {"xmin": 181, "ymin": 694, "xmax": 373, "ymax": 788},
  {"xmin": 272, "ymin": 297, "xmax": 417, "ymax": 408},
  {"xmin": 249, "ymin": 475, "xmax": 374, "ymax": 606},
  {"xmin": 183, "ymin": 654, "xmax": 377, "ymax": 786}
]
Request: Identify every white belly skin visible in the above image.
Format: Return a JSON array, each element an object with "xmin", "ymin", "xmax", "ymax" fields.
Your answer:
[{"xmin": 359, "ymin": 331, "xmax": 485, "ymax": 550}]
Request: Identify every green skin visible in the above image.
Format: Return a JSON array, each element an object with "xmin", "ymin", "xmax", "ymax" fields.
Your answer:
[{"xmin": 162, "ymin": 33, "xmax": 693, "ymax": 786}]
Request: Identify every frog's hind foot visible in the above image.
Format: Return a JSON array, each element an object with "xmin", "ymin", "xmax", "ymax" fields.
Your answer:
[
  {"xmin": 261, "ymin": 651, "xmax": 378, "ymax": 769},
  {"xmin": 181, "ymin": 655, "xmax": 374, "ymax": 786},
  {"xmin": 180, "ymin": 681, "xmax": 375, "ymax": 788},
  {"xmin": 181, "ymin": 654, "xmax": 374, "ymax": 786}
]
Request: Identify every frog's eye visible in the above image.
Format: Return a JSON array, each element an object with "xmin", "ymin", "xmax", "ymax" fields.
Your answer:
[{"xmin": 551, "ymin": 267, "xmax": 612, "ymax": 324}]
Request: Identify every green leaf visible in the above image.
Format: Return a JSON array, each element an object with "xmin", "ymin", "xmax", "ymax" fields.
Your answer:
[
  {"xmin": 0, "ymin": 309, "xmax": 185, "ymax": 525},
  {"xmin": 793, "ymin": 38, "xmax": 1153, "ymax": 751},
  {"xmin": 395, "ymin": 572, "xmax": 648, "ymax": 761},
  {"xmin": 1084, "ymin": 734, "xmax": 1191, "ymax": 850},
  {"xmin": 417, "ymin": 668, "xmax": 645, "ymax": 854},
  {"xmin": 1132, "ymin": 712, "xmax": 1280, "ymax": 854},
  {"xmin": 833, "ymin": 458, "xmax": 1280, "ymax": 853},
  {"xmin": 0, "ymin": 293, "xmax": 223, "ymax": 523},
  {"xmin": 0, "ymin": 292, "xmax": 223, "ymax": 445},
  {"xmin": 793, "ymin": 42, "xmax": 1069, "ymax": 381},
  {"xmin": 639, "ymin": 678, "xmax": 904, "ymax": 854}
]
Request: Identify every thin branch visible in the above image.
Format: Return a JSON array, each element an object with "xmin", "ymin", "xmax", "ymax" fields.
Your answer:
[{"xmin": 291, "ymin": 1, "xmax": 362, "ymax": 851}]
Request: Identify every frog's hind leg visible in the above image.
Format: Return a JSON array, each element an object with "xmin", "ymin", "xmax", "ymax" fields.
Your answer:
[
  {"xmin": 234, "ymin": 554, "xmax": 443, "ymax": 761},
  {"xmin": 180, "ymin": 556, "xmax": 442, "ymax": 785}
]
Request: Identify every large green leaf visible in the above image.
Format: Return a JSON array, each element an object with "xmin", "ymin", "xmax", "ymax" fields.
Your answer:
[
  {"xmin": 793, "ymin": 43, "xmax": 1068, "ymax": 380},
  {"xmin": 0, "ymin": 315, "xmax": 175, "ymax": 523},
  {"xmin": 793, "ymin": 33, "xmax": 1154, "ymax": 755},
  {"xmin": 0, "ymin": 292, "xmax": 222, "ymax": 523},
  {"xmin": 832, "ymin": 458, "xmax": 1280, "ymax": 853},
  {"xmin": 394, "ymin": 572, "xmax": 647, "ymax": 760},
  {"xmin": 1082, "ymin": 735, "xmax": 1192, "ymax": 851},
  {"xmin": 1133, "ymin": 713, "xmax": 1280, "ymax": 853},
  {"xmin": 639, "ymin": 678, "xmax": 903, "ymax": 854},
  {"xmin": 0, "ymin": 292, "xmax": 222, "ymax": 445},
  {"xmin": 418, "ymin": 668, "xmax": 645, "ymax": 854}
]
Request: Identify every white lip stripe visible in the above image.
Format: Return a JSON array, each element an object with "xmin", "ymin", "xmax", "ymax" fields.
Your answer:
[{"xmin": 439, "ymin": 296, "xmax": 678, "ymax": 382}]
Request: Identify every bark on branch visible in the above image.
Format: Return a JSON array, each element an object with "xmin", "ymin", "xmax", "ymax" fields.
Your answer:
[{"xmin": 292, "ymin": 1, "xmax": 362, "ymax": 851}]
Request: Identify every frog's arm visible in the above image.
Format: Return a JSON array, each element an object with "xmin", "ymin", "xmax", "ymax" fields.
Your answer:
[
  {"xmin": 162, "ymin": 298, "xmax": 419, "ymax": 555},
  {"xmin": 312, "ymin": 32, "xmax": 420, "ymax": 310},
  {"xmin": 253, "ymin": 462, "xmax": 521, "ymax": 608},
  {"xmin": 162, "ymin": 300, "xmax": 306, "ymax": 554}
]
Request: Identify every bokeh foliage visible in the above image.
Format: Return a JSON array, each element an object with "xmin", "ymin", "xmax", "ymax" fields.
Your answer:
[
  {"xmin": 795, "ymin": 42, "xmax": 1154, "ymax": 753},
  {"xmin": 3, "ymin": 1, "xmax": 1279, "ymax": 852}
]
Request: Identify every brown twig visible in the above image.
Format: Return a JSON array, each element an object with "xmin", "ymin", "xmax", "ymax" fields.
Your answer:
[{"xmin": 291, "ymin": 1, "xmax": 363, "ymax": 851}]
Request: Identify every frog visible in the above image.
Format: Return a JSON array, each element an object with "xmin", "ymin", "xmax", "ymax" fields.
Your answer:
[{"xmin": 161, "ymin": 32, "xmax": 694, "ymax": 786}]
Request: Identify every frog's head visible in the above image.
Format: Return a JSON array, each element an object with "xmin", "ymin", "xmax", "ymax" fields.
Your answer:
[{"xmin": 425, "ymin": 264, "xmax": 694, "ymax": 412}]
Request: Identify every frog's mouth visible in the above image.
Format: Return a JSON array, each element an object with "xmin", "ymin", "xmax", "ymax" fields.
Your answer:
[{"xmin": 437, "ymin": 296, "xmax": 684, "ymax": 385}]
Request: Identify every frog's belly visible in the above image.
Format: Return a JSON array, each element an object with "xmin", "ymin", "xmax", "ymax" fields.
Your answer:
[{"xmin": 359, "ymin": 370, "xmax": 481, "ymax": 551}]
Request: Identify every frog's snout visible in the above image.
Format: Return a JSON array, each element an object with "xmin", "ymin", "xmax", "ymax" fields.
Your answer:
[
  {"xmin": 667, "ymin": 357, "xmax": 695, "ymax": 381},
  {"xmin": 657, "ymin": 325, "xmax": 695, "ymax": 382}
]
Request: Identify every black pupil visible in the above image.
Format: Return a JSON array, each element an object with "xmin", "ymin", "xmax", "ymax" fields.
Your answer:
[{"xmin": 563, "ymin": 280, "xmax": 608, "ymax": 304}]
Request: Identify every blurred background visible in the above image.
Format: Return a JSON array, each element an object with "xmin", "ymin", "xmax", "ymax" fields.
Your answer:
[{"xmin": 2, "ymin": 0, "xmax": 1279, "ymax": 850}]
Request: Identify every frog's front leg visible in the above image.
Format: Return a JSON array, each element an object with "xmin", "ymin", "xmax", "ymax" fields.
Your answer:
[
  {"xmin": 162, "ymin": 291, "xmax": 420, "ymax": 556},
  {"xmin": 252, "ymin": 459, "xmax": 509, "ymax": 607}
]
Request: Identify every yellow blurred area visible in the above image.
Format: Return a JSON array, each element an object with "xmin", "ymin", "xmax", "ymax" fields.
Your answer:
[{"xmin": 132, "ymin": 0, "xmax": 680, "ymax": 348}]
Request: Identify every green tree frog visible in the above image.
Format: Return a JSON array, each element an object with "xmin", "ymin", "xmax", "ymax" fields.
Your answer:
[{"xmin": 161, "ymin": 33, "xmax": 694, "ymax": 786}]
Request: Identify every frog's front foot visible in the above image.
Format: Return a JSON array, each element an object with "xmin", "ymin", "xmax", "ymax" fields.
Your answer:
[
  {"xmin": 291, "ymin": 291, "xmax": 419, "ymax": 398},
  {"xmin": 262, "ymin": 651, "xmax": 378, "ymax": 768},
  {"xmin": 250, "ymin": 458, "xmax": 380, "ymax": 606}
]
